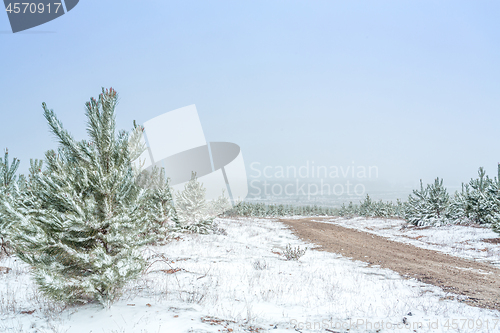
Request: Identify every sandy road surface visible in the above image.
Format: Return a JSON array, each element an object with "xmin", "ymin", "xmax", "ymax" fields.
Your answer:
[{"xmin": 280, "ymin": 218, "xmax": 500, "ymax": 311}]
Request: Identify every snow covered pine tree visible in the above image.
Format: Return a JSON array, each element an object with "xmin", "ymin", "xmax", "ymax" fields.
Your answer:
[
  {"xmin": 175, "ymin": 172, "xmax": 214, "ymax": 233},
  {"xmin": 175, "ymin": 172, "xmax": 230, "ymax": 234},
  {"xmin": 405, "ymin": 178, "xmax": 450, "ymax": 226},
  {"xmin": 463, "ymin": 167, "xmax": 497, "ymax": 224},
  {"xmin": 0, "ymin": 149, "xmax": 21, "ymax": 256},
  {"xmin": 1, "ymin": 88, "xmax": 175, "ymax": 307}
]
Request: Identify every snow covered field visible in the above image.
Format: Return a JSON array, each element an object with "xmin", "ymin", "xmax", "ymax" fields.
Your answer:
[
  {"xmin": 315, "ymin": 217, "xmax": 500, "ymax": 267},
  {"xmin": 1, "ymin": 217, "xmax": 499, "ymax": 333}
]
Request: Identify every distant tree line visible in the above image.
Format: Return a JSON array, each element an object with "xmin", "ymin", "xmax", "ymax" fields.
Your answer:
[{"xmin": 225, "ymin": 167, "xmax": 500, "ymax": 234}]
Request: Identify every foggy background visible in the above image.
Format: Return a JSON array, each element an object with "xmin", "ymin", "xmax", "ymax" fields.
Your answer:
[{"xmin": 1, "ymin": 1, "xmax": 499, "ymax": 204}]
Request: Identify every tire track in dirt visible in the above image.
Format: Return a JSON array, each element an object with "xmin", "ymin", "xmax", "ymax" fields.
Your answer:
[{"xmin": 280, "ymin": 218, "xmax": 500, "ymax": 311}]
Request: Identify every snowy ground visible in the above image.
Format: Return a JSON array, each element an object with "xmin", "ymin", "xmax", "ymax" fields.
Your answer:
[
  {"xmin": 1, "ymin": 217, "xmax": 499, "ymax": 333},
  {"xmin": 312, "ymin": 217, "xmax": 500, "ymax": 267}
]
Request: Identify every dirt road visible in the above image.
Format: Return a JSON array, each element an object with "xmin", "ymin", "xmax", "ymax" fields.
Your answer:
[{"xmin": 280, "ymin": 218, "xmax": 500, "ymax": 311}]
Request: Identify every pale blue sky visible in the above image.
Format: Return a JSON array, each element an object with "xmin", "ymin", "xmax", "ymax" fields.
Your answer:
[{"xmin": 1, "ymin": 1, "xmax": 499, "ymax": 196}]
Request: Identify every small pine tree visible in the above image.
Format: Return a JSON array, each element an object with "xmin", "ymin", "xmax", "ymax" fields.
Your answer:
[
  {"xmin": 338, "ymin": 203, "xmax": 347, "ymax": 217},
  {"xmin": 347, "ymin": 201, "xmax": 355, "ymax": 216},
  {"xmin": 1, "ymin": 88, "xmax": 175, "ymax": 307},
  {"xmin": 268, "ymin": 204, "xmax": 277, "ymax": 217},
  {"xmin": 428, "ymin": 177, "xmax": 450, "ymax": 219},
  {"xmin": 135, "ymin": 166, "xmax": 177, "ymax": 244},
  {"xmin": 256, "ymin": 203, "xmax": 267, "ymax": 217},
  {"xmin": 206, "ymin": 190, "xmax": 231, "ymax": 218},
  {"xmin": 486, "ymin": 164, "xmax": 500, "ymax": 233},
  {"xmin": 405, "ymin": 178, "xmax": 450, "ymax": 226},
  {"xmin": 0, "ymin": 149, "xmax": 20, "ymax": 256},
  {"xmin": 463, "ymin": 167, "xmax": 496, "ymax": 224},
  {"xmin": 174, "ymin": 172, "xmax": 213, "ymax": 233},
  {"xmin": 395, "ymin": 199, "xmax": 405, "ymax": 218},
  {"xmin": 372, "ymin": 200, "xmax": 388, "ymax": 217},
  {"xmin": 447, "ymin": 183, "xmax": 470, "ymax": 224},
  {"xmin": 277, "ymin": 204, "xmax": 285, "ymax": 216},
  {"xmin": 359, "ymin": 194, "xmax": 373, "ymax": 217}
]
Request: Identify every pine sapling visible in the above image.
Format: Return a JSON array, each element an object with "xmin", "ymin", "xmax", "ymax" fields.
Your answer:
[
  {"xmin": 1, "ymin": 88, "xmax": 176, "ymax": 307},
  {"xmin": 0, "ymin": 148, "xmax": 20, "ymax": 256}
]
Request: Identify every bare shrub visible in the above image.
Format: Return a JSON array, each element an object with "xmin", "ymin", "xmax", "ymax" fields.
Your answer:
[
  {"xmin": 283, "ymin": 244, "xmax": 306, "ymax": 261},
  {"xmin": 252, "ymin": 259, "xmax": 269, "ymax": 270}
]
